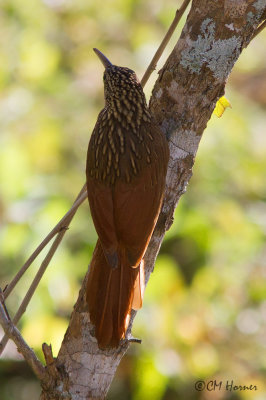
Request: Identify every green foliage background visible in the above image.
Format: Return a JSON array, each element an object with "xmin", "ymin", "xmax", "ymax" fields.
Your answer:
[{"xmin": 0, "ymin": 0, "xmax": 266, "ymax": 399}]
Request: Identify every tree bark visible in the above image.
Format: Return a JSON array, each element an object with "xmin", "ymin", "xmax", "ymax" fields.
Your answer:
[{"xmin": 39, "ymin": 1, "xmax": 266, "ymax": 399}]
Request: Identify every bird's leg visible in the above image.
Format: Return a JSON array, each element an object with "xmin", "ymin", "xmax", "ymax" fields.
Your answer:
[{"xmin": 126, "ymin": 335, "xmax": 142, "ymax": 345}]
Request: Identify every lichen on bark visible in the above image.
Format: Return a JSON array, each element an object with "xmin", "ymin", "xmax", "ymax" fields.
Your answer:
[{"xmin": 180, "ymin": 18, "xmax": 242, "ymax": 80}]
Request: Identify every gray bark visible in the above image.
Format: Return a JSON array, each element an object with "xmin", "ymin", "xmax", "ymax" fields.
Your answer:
[{"xmin": 39, "ymin": 1, "xmax": 266, "ymax": 399}]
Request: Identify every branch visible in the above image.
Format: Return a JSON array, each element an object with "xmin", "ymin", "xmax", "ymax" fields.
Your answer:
[
  {"xmin": 250, "ymin": 19, "xmax": 266, "ymax": 42},
  {"xmin": 0, "ymin": 302, "xmax": 47, "ymax": 382},
  {"xmin": 42, "ymin": 343, "xmax": 61, "ymax": 381},
  {"xmin": 140, "ymin": 0, "xmax": 191, "ymax": 87},
  {"xmin": 4, "ymin": 184, "xmax": 87, "ymax": 300},
  {"xmin": 0, "ymin": 188, "xmax": 87, "ymax": 354}
]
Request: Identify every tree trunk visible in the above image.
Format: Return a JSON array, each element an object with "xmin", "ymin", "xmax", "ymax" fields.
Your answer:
[{"xmin": 40, "ymin": 1, "xmax": 266, "ymax": 399}]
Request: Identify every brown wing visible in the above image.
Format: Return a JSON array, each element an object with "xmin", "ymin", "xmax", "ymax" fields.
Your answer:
[
  {"xmin": 113, "ymin": 122, "xmax": 169, "ymax": 268},
  {"xmin": 86, "ymin": 109, "xmax": 119, "ymax": 268},
  {"xmin": 86, "ymin": 177, "xmax": 119, "ymax": 268}
]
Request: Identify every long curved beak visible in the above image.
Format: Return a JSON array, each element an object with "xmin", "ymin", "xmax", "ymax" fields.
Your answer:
[{"xmin": 93, "ymin": 48, "xmax": 113, "ymax": 68}]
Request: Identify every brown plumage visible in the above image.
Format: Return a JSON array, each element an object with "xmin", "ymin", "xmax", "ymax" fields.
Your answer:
[{"xmin": 86, "ymin": 48, "xmax": 169, "ymax": 348}]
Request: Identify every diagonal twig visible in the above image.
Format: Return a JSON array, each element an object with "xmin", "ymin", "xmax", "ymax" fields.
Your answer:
[
  {"xmin": 141, "ymin": 0, "xmax": 191, "ymax": 87},
  {"xmin": 250, "ymin": 19, "xmax": 266, "ymax": 43},
  {"xmin": 0, "ymin": 189, "xmax": 87, "ymax": 354},
  {"xmin": 3, "ymin": 184, "xmax": 87, "ymax": 300},
  {"xmin": 0, "ymin": 288, "xmax": 11, "ymax": 321},
  {"xmin": 0, "ymin": 302, "xmax": 47, "ymax": 382}
]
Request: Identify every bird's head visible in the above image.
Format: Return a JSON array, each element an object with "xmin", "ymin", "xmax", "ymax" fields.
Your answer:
[{"xmin": 93, "ymin": 48, "xmax": 146, "ymax": 113}]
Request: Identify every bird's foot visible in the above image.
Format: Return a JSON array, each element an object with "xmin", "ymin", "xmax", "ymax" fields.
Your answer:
[{"xmin": 126, "ymin": 333, "xmax": 142, "ymax": 345}]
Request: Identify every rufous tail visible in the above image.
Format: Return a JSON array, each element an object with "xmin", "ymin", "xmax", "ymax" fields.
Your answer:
[{"xmin": 86, "ymin": 240, "xmax": 144, "ymax": 348}]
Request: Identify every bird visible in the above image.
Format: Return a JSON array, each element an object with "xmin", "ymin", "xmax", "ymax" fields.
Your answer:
[{"xmin": 86, "ymin": 48, "xmax": 169, "ymax": 348}]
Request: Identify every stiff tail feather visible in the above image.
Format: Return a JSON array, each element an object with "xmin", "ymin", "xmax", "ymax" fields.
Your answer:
[
  {"xmin": 132, "ymin": 260, "xmax": 145, "ymax": 310},
  {"xmin": 86, "ymin": 240, "xmax": 143, "ymax": 348}
]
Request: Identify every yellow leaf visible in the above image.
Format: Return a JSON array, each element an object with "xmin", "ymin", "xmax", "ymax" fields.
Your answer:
[{"xmin": 213, "ymin": 96, "xmax": 232, "ymax": 118}]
